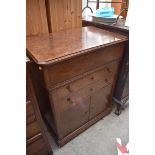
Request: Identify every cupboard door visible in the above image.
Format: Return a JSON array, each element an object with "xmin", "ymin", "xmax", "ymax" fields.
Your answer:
[
  {"xmin": 58, "ymin": 89, "xmax": 90, "ymax": 138},
  {"xmin": 89, "ymin": 84, "xmax": 112, "ymax": 120}
]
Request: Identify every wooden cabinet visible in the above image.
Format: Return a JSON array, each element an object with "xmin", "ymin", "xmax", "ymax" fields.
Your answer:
[
  {"xmin": 26, "ymin": 59, "xmax": 52, "ymax": 155},
  {"xmin": 26, "ymin": 26, "xmax": 127, "ymax": 146}
]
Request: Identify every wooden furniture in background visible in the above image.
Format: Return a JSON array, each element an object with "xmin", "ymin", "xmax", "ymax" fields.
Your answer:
[
  {"xmin": 26, "ymin": 26, "xmax": 127, "ymax": 146},
  {"xmin": 45, "ymin": 0, "xmax": 82, "ymax": 33},
  {"xmin": 26, "ymin": 58, "xmax": 52, "ymax": 155},
  {"xmin": 26, "ymin": 0, "xmax": 49, "ymax": 36}
]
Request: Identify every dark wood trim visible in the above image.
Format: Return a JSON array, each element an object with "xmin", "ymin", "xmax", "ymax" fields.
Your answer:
[{"xmin": 27, "ymin": 133, "xmax": 42, "ymax": 145}]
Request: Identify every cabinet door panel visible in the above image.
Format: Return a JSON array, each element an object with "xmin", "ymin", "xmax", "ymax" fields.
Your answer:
[
  {"xmin": 89, "ymin": 84, "xmax": 112, "ymax": 120},
  {"xmin": 58, "ymin": 89, "xmax": 90, "ymax": 138}
]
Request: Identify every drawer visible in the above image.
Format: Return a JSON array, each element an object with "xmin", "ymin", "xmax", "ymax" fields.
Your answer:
[
  {"xmin": 26, "ymin": 113, "xmax": 36, "ymax": 125},
  {"xmin": 26, "ymin": 101, "xmax": 34, "ymax": 118},
  {"xmin": 55, "ymin": 61, "xmax": 118, "ymax": 100},
  {"xmin": 27, "ymin": 135, "xmax": 47, "ymax": 155},
  {"xmin": 26, "ymin": 120, "xmax": 41, "ymax": 140},
  {"xmin": 43, "ymin": 43, "xmax": 124, "ymax": 88},
  {"xmin": 57, "ymin": 78, "xmax": 113, "ymax": 112}
]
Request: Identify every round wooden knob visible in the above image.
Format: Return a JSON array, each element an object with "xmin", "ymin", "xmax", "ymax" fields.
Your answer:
[
  {"xmin": 107, "ymin": 68, "xmax": 112, "ymax": 73},
  {"xmin": 67, "ymin": 97, "xmax": 74, "ymax": 104},
  {"xmin": 90, "ymin": 88, "xmax": 93, "ymax": 92},
  {"xmin": 105, "ymin": 78, "xmax": 108, "ymax": 82},
  {"xmin": 67, "ymin": 97, "xmax": 71, "ymax": 101},
  {"xmin": 90, "ymin": 76, "xmax": 94, "ymax": 80}
]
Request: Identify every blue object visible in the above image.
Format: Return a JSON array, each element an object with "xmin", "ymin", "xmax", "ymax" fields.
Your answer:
[{"xmin": 96, "ymin": 7, "xmax": 114, "ymax": 17}]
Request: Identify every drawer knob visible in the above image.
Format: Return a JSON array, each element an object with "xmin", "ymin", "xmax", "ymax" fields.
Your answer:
[
  {"xmin": 107, "ymin": 68, "xmax": 112, "ymax": 73},
  {"xmin": 105, "ymin": 78, "xmax": 108, "ymax": 82},
  {"xmin": 90, "ymin": 76, "xmax": 94, "ymax": 80},
  {"xmin": 90, "ymin": 88, "xmax": 93, "ymax": 92},
  {"xmin": 67, "ymin": 97, "xmax": 71, "ymax": 101},
  {"xmin": 67, "ymin": 97, "xmax": 74, "ymax": 104}
]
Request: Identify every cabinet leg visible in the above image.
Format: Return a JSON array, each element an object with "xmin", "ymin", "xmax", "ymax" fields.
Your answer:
[{"xmin": 115, "ymin": 104, "xmax": 122, "ymax": 115}]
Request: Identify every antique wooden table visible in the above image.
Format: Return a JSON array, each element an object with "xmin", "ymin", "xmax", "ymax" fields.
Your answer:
[{"xmin": 27, "ymin": 26, "xmax": 127, "ymax": 146}]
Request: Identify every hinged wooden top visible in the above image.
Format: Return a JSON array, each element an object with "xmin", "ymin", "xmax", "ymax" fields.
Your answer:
[{"xmin": 26, "ymin": 26, "xmax": 127, "ymax": 65}]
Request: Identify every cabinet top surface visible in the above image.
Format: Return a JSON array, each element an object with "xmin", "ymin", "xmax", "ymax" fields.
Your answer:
[{"xmin": 26, "ymin": 26, "xmax": 127, "ymax": 65}]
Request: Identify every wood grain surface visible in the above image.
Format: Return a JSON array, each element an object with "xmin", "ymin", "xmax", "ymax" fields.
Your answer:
[
  {"xmin": 26, "ymin": 0, "xmax": 49, "ymax": 36},
  {"xmin": 26, "ymin": 26, "xmax": 127, "ymax": 65},
  {"xmin": 45, "ymin": 0, "xmax": 82, "ymax": 33}
]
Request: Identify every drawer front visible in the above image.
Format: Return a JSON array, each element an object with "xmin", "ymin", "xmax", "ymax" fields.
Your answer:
[
  {"xmin": 89, "ymin": 84, "xmax": 113, "ymax": 119},
  {"xmin": 56, "ymin": 61, "xmax": 118, "ymax": 99},
  {"xmin": 27, "ymin": 136, "xmax": 47, "ymax": 155},
  {"xmin": 57, "ymin": 79, "xmax": 112, "ymax": 111},
  {"xmin": 26, "ymin": 120, "xmax": 41, "ymax": 140},
  {"xmin": 26, "ymin": 101, "xmax": 34, "ymax": 118},
  {"xmin": 26, "ymin": 113, "xmax": 36, "ymax": 125},
  {"xmin": 43, "ymin": 43, "xmax": 124, "ymax": 88},
  {"xmin": 26, "ymin": 101, "xmax": 36, "ymax": 125}
]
